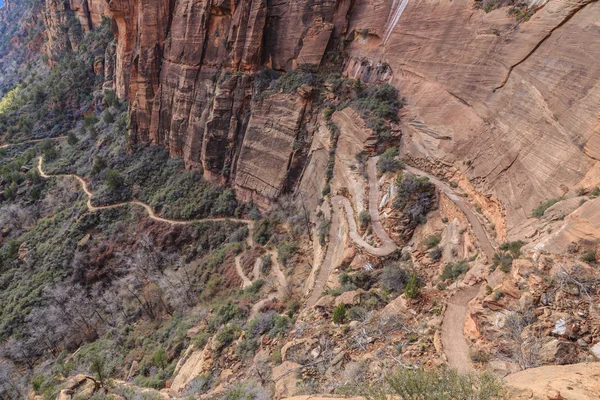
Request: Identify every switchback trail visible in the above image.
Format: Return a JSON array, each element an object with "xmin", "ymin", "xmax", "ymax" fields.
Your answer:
[
  {"xmin": 306, "ymin": 156, "xmax": 399, "ymax": 308},
  {"xmin": 39, "ymin": 156, "xmax": 288, "ymax": 317},
  {"xmin": 307, "ymin": 157, "xmax": 494, "ymax": 372},
  {"xmin": 0, "ymin": 136, "xmax": 67, "ymax": 149},
  {"xmin": 37, "ymin": 157, "xmax": 253, "ymax": 228},
  {"xmin": 404, "ymin": 165, "xmax": 496, "ymax": 262},
  {"xmin": 441, "ymin": 285, "xmax": 481, "ymax": 372}
]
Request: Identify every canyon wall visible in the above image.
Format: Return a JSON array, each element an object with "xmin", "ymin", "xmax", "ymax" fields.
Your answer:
[
  {"xmin": 44, "ymin": 0, "xmax": 600, "ymax": 227},
  {"xmin": 344, "ymin": 0, "xmax": 600, "ymax": 236}
]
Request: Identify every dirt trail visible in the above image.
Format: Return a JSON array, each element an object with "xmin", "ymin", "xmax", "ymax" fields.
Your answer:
[
  {"xmin": 404, "ymin": 165, "xmax": 495, "ymax": 262},
  {"xmin": 403, "ymin": 166, "xmax": 494, "ymax": 371},
  {"xmin": 38, "ymin": 157, "xmax": 253, "ymax": 227},
  {"xmin": 0, "ymin": 136, "xmax": 67, "ymax": 149},
  {"xmin": 39, "ymin": 156, "xmax": 288, "ymax": 319},
  {"xmin": 307, "ymin": 157, "xmax": 399, "ymax": 308},
  {"xmin": 249, "ymin": 251, "xmax": 289, "ymax": 318},
  {"xmin": 306, "ymin": 157, "xmax": 495, "ymax": 371},
  {"xmin": 441, "ymin": 285, "xmax": 481, "ymax": 372}
]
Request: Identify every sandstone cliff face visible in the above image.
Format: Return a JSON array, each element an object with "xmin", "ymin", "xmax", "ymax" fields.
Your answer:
[
  {"xmin": 344, "ymin": 0, "xmax": 600, "ymax": 236},
  {"xmin": 99, "ymin": 0, "xmax": 352, "ymax": 204},
  {"xmin": 45, "ymin": 0, "xmax": 600, "ymax": 221}
]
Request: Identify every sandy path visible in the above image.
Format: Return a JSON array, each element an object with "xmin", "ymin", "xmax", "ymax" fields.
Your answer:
[
  {"xmin": 440, "ymin": 285, "xmax": 481, "ymax": 372},
  {"xmin": 249, "ymin": 251, "xmax": 289, "ymax": 318},
  {"xmin": 0, "ymin": 136, "xmax": 67, "ymax": 149},
  {"xmin": 404, "ymin": 166, "xmax": 495, "ymax": 262},
  {"xmin": 306, "ymin": 157, "xmax": 399, "ymax": 308}
]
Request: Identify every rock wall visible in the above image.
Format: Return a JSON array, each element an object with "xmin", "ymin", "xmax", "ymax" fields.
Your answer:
[
  {"xmin": 43, "ymin": 0, "xmax": 600, "ymax": 224},
  {"xmin": 344, "ymin": 0, "xmax": 600, "ymax": 235}
]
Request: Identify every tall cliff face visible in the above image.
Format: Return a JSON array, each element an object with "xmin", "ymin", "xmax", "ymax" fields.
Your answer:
[
  {"xmin": 44, "ymin": 0, "xmax": 600, "ymax": 227},
  {"xmin": 96, "ymin": 0, "xmax": 352, "ymax": 205},
  {"xmin": 344, "ymin": 0, "xmax": 600, "ymax": 237}
]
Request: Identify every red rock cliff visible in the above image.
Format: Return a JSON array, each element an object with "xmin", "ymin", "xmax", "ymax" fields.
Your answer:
[{"xmin": 43, "ymin": 0, "xmax": 600, "ymax": 225}]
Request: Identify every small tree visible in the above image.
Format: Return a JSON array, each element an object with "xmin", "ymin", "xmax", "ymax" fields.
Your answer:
[
  {"xmin": 103, "ymin": 110, "xmax": 114, "ymax": 124},
  {"xmin": 404, "ymin": 274, "xmax": 420, "ymax": 299},
  {"xmin": 332, "ymin": 303, "xmax": 346, "ymax": 324},
  {"xmin": 90, "ymin": 356, "xmax": 105, "ymax": 387},
  {"xmin": 358, "ymin": 210, "xmax": 371, "ymax": 229},
  {"xmin": 105, "ymin": 169, "xmax": 122, "ymax": 190},
  {"xmin": 67, "ymin": 131, "xmax": 78, "ymax": 145}
]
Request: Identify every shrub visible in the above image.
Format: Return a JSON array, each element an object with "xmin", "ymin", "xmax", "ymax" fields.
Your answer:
[
  {"xmin": 404, "ymin": 274, "xmax": 421, "ymax": 299},
  {"xmin": 499, "ymin": 240, "xmax": 525, "ymax": 258},
  {"xmin": 377, "ymin": 148, "xmax": 403, "ymax": 173},
  {"xmin": 368, "ymin": 367, "xmax": 504, "ymax": 399},
  {"xmin": 491, "ymin": 252, "xmax": 513, "ymax": 273},
  {"xmin": 358, "ymin": 210, "xmax": 371, "ymax": 229},
  {"xmin": 394, "ymin": 173, "xmax": 436, "ymax": 230},
  {"xmin": 105, "ymin": 169, "xmax": 123, "ymax": 190},
  {"xmin": 591, "ymin": 187, "xmax": 600, "ymax": 198},
  {"xmin": 380, "ymin": 263, "xmax": 410, "ymax": 293},
  {"xmin": 102, "ymin": 110, "xmax": 114, "ymax": 124},
  {"xmin": 532, "ymin": 198, "xmax": 560, "ymax": 218},
  {"xmin": 67, "ymin": 131, "xmax": 78, "ymax": 145},
  {"xmin": 353, "ymin": 83, "xmax": 403, "ymax": 138},
  {"xmin": 151, "ymin": 348, "xmax": 168, "ymax": 369},
  {"xmin": 214, "ymin": 302, "xmax": 246, "ymax": 326},
  {"xmin": 91, "ymin": 157, "xmax": 106, "ymax": 175},
  {"xmin": 277, "ymin": 242, "xmax": 298, "ymax": 267},
  {"xmin": 84, "ymin": 114, "xmax": 99, "ymax": 128},
  {"xmin": 332, "ymin": 303, "xmax": 346, "ymax": 324},
  {"xmin": 581, "ymin": 250, "xmax": 597, "ymax": 263},
  {"xmin": 215, "ymin": 325, "xmax": 240, "ymax": 350},
  {"xmin": 222, "ymin": 381, "xmax": 270, "ymax": 400},
  {"xmin": 429, "ymin": 246, "xmax": 443, "ymax": 261},
  {"xmin": 269, "ymin": 314, "xmax": 291, "ymax": 338},
  {"xmin": 424, "ymin": 233, "xmax": 441, "ymax": 249},
  {"xmin": 441, "ymin": 261, "xmax": 469, "ymax": 281},
  {"xmin": 104, "ymin": 90, "xmax": 118, "ymax": 107},
  {"xmin": 318, "ymin": 219, "xmax": 331, "ymax": 246},
  {"xmin": 252, "ymin": 218, "xmax": 274, "ymax": 246}
]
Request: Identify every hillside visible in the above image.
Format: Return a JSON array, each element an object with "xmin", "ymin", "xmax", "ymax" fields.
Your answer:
[{"xmin": 1, "ymin": 1, "xmax": 600, "ymax": 399}]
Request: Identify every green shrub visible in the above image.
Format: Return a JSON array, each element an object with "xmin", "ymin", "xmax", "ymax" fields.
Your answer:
[
  {"xmin": 151, "ymin": 348, "xmax": 168, "ymax": 369},
  {"xmin": 429, "ymin": 246, "xmax": 443, "ymax": 261},
  {"xmin": 591, "ymin": 187, "xmax": 600, "ymax": 198},
  {"xmin": 378, "ymin": 147, "xmax": 403, "ymax": 173},
  {"xmin": 277, "ymin": 242, "xmax": 298, "ymax": 267},
  {"xmin": 424, "ymin": 233, "xmax": 441, "ymax": 249},
  {"xmin": 269, "ymin": 314, "xmax": 291, "ymax": 338},
  {"xmin": 358, "ymin": 210, "xmax": 371, "ymax": 229},
  {"xmin": 84, "ymin": 114, "xmax": 99, "ymax": 128},
  {"xmin": 532, "ymin": 198, "xmax": 560, "ymax": 218},
  {"xmin": 332, "ymin": 303, "xmax": 347, "ymax": 324},
  {"xmin": 105, "ymin": 169, "xmax": 122, "ymax": 190},
  {"xmin": 252, "ymin": 218, "xmax": 274, "ymax": 246},
  {"xmin": 394, "ymin": 173, "xmax": 436, "ymax": 230},
  {"xmin": 581, "ymin": 250, "xmax": 597, "ymax": 263},
  {"xmin": 499, "ymin": 240, "xmax": 525, "ymax": 258},
  {"xmin": 214, "ymin": 302, "xmax": 246, "ymax": 326},
  {"xmin": 380, "ymin": 263, "xmax": 410, "ymax": 293},
  {"xmin": 404, "ymin": 274, "xmax": 421, "ymax": 299},
  {"xmin": 103, "ymin": 109, "xmax": 114, "ymax": 124},
  {"xmin": 441, "ymin": 261, "xmax": 469, "ymax": 281},
  {"xmin": 491, "ymin": 252, "xmax": 513, "ymax": 273},
  {"xmin": 368, "ymin": 367, "xmax": 504, "ymax": 400},
  {"xmin": 91, "ymin": 157, "xmax": 106, "ymax": 175},
  {"xmin": 215, "ymin": 325, "xmax": 240, "ymax": 350},
  {"xmin": 353, "ymin": 83, "xmax": 403, "ymax": 138},
  {"xmin": 67, "ymin": 131, "xmax": 78, "ymax": 145},
  {"xmin": 318, "ymin": 219, "xmax": 331, "ymax": 246}
]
